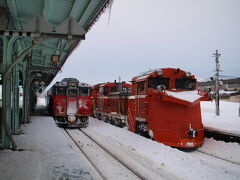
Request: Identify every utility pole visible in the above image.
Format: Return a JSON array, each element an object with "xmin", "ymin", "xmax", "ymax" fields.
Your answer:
[
  {"xmin": 118, "ymin": 76, "xmax": 121, "ymax": 83},
  {"xmin": 239, "ymin": 83, "xmax": 240, "ymax": 117},
  {"xmin": 213, "ymin": 50, "xmax": 221, "ymax": 116},
  {"xmin": 239, "ymin": 92, "xmax": 240, "ymax": 117}
]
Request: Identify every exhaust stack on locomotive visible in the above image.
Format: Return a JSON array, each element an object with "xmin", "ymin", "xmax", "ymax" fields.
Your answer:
[{"xmin": 92, "ymin": 68, "xmax": 209, "ymax": 149}]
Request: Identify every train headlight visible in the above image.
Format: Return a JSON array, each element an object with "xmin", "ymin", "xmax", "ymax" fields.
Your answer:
[
  {"xmin": 68, "ymin": 115, "xmax": 76, "ymax": 122},
  {"xmin": 157, "ymin": 85, "xmax": 166, "ymax": 92},
  {"xmin": 148, "ymin": 130, "xmax": 154, "ymax": 139},
  {"xmin": 186, "ymin": 72, "xmax": 191, "ymax": 77},
  {"xmin": 157, "ymin": 69, "xmax": 163, "ymax": 76},
  {"xmin": 188, "ymin": 128, "xmax": 198, "ymax": 138}
]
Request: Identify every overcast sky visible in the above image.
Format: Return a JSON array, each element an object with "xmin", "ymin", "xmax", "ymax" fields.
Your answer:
[{"xmin": 51, "ymin": 0, "xmax": 240, "ymax": 86}]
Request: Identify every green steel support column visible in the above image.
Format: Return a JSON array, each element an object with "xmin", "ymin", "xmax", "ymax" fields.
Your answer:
[
  {"xmin": 6, "ymin": 37, "xmax": 19, "ymax": 135},
  {"xmin": 2, "ymin": 36, "xmax": 19, "ymax": 148},
  {"xmin": 28, "ymin": 80, "xmax": 34, "ymax": 118},
  {"xmin": 2, "ymin": 37, "xmax": 47, "ymax": 149},
  {"xmin": 16, "ymin": 38, "xmax": 47, "ymax": 124},
  {"xmin": 1, "ymin": 36, "xmax": 10, "ymax": 148},
  {"xmin": 29, "ymin": 88, "xmax": 34, "ymax": 115},
  {"xmin": 21, "ymin": 62, "xmax": 27, "ymax": 124},
  {"xmin": 23, "ymin": 75, "xmax": 28, "ymax": 123},
  {"xmin": 23, "ymin": 67, "xmax": 32, "ymax": 123},
  {"xmin": 24, "ymin": 77, "xmax": 33, "ymax": 123},
  {"xmin": 27, "ymin": 85, "xmax": 31, "ymax": 119},
  {"xmin": 12, "ymin": 63, "xmax": 20, "ymax": 134}
]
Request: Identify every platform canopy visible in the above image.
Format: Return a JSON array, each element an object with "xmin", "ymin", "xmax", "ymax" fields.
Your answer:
[
  {"xmin": 0, "ymin": 0, "xmax": 111, "ymax": 89},
  {"xmin": 0, "ymin": 0, "xmax": 112, "ymax": 149}
]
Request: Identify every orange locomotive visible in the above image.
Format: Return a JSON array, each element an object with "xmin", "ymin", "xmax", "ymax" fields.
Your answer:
[
  {"xmin": 92, "ymin": 81, "xmax": 132, "ymax": 127},
  {"xmin": 92, "ymin": 68, "xmax": 209, "ymax": 149},
  {"xmin": 46, "ymin": 78, "xmax": 92, "ymax": 128}
]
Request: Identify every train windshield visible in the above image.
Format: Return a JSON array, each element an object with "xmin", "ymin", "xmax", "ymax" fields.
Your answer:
[
  {"xmin": 68, "ymin": 89, "xmax": 78, "ymax": 97},
  {"xmin": 110, "ymin": 86, "xmax": 117, "ymax": 92},
  {"xmin": 148, "ymin": 77, "xmax": 169, "ymax": 89},
  {"xmin": 56, "ymin": 87, "xmax": 66, "ymax": 95},
  {"xmin": 175, "ymin": 78, "xmax": 196, "ymax": 90},
  {"xmin": 122, "ymin": 86, "xmax": 132, "ymax": 92},
  {"xmin": 79, "ymin": 87, "xmax": 90, "ymax": 96},
  {"xmin": 138, "ymin": 81, "xmax": 146, "ymax": 92}
]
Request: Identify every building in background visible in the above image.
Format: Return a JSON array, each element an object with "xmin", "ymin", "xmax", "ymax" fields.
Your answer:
[{"xmin": 198, "ymin": 78, "xmax": 240, "ymax": 103}]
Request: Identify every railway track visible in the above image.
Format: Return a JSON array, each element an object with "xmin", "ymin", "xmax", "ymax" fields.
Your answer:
[
  {"xmin": 204, "ymin": 129, "xmax": 240, "ymax": 143},
  {"xmin": 63, "ymin": 128, "xmax": 148, "ymax": 180},
  {"xmin": 194, "ymin": 129, "xmax": 240, "ymax": 166},
  {"xmin": 196, "ymin": 148, "xmax": 240, "ymax": 166}
]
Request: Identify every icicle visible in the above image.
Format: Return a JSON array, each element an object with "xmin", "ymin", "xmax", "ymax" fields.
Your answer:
[{"xmin": 108, "ymin": 0, "xmax": 114, "ymax": 26}]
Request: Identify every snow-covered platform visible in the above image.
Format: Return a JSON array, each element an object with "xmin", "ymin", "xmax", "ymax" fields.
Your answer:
[
  {"xmin": 201, "ymin": 101, "xmax": 240, "ymax": 137},
  {"xmin": 0, "ymin": 107, "xmax": 97, "ymax": 180}
]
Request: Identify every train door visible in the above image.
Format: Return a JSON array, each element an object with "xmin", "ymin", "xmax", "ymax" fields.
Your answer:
[
  {"xmin": 98, "ymin": 86, "xmax": 104, "ymax": 112},
  {"xmin": 135, "ymin": 81, "xmax": 149, "ymax": 136},
  {"xmin": 66, "ymin": 88, "xmax": 79, "ymax": 117},
  {"xmin": 136, "ymin": 81, "xmax": 146, "ymax": 118}
]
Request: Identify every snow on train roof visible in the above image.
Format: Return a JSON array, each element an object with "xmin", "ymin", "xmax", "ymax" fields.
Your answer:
[
  {"xmin": 165, "ymin": 90, "xmax": 202, "ymax": 103},
  {"xmin": 136, "ymin": 74, "xmax": 149, "ymax": 81},
  {"xmin": 100, "ymin": 83, "xmax": 107, "ymax": 87},
  {"xmin": 135, "ymin": 69, "xmax": 160, "ymax": 81},
  {"xmin": 134, "ymin": 68, "xmax": 192, "ymax": 81}
]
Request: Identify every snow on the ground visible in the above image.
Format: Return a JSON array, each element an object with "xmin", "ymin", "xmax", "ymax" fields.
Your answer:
[
  {"xmin": 67, "ymin": 129, "xmax": 140, "ymax": 180},
  {"xmin": 166, "ymin": 90, "xmax": 202, "ymax": 103},
  {"xmin": 219, "ymin": 90, "xmax": 239, "ymax": 94},
  {"xmin": 201, "ymin": 101, "xmax": 240, "ymax": 136},
  {"xmin": 36, "ymin": 96, "xmax": 240, "ymax": 179},
  {"xmin": 85, "ymin": 117, "xmax": 240, "ymax": 180},
  {"xmin": 198, "ymin": 138, "xmax": 240, "ymax": 165}
]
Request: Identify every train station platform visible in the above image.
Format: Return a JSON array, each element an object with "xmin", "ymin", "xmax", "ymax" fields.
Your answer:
[{"xmin": 0, "ymin": 105, "xmax": 97, "ymax": 180}]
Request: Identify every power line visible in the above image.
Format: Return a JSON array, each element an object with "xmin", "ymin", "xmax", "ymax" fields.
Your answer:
[
  {"xmin": 219, "ymin": 75, "xmax": 240, "ymax": 79},
  {"xmin": 222, "ymin": 69, "xmax": 240, "ymax": 71}
]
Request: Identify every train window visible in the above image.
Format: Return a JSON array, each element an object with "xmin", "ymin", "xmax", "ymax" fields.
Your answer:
[
  {"xmin": 110, "ymin": 86, "xmax": 117, "ymax": 92},
  {"xmin": 103, "ymin": 87, "xmax": 109, "ymax": 95},
  {"xmin": 56, "ymin": 87, "xmax": 66, "ymax": 95},
  {"xmin": 122, "ymin": 87, "xmax": 127, "ymax": 91},
  {"xmin": 138, "ymin": 81, "xmax": 146, "ymax": 92},
  {"xmin": 175, "ymin": 78, "xmax": 196, "ymax": 90},
  {"xmin": 79, "ymin": 87, "xmax": 90, "ymax": 96},
  {"xmin": 99, "ymin": 87, "xmax": 104, "ymax": 94},
  {"xmin": 148, "ymin": 77, "xmax": 169, "ymax": 89},
  {"xmin": 68, "ymin": 89, "xmax": 78, "ymax": 97}
]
